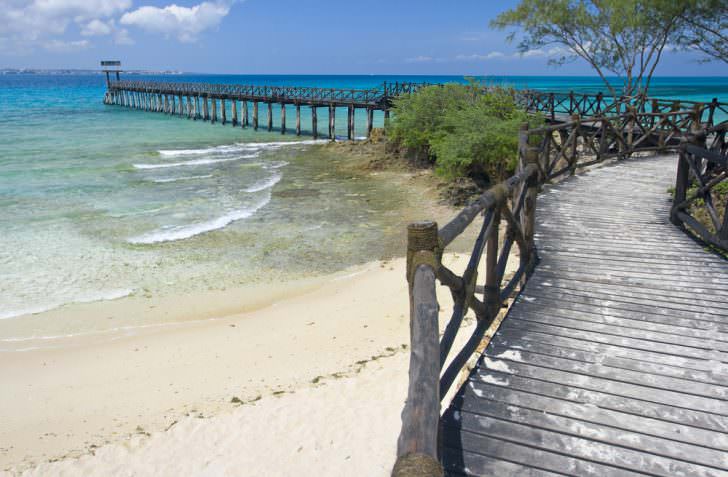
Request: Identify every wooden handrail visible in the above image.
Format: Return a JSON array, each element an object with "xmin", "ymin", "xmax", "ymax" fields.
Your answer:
[
  {"xmin": 670, "ymin": 124, "xmax": 728, "ymax": 250},
  {"xmin": 392, "ymin": 102, "xmax": 722, "ymax": 475}
]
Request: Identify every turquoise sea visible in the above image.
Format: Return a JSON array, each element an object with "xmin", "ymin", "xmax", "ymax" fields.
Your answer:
[{"xmin": 0, "ymin": 74, "xmax": 726, "ymax": 333}]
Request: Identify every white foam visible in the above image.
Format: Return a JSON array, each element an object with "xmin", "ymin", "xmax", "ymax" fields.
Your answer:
[
  {"xmin": 128, "ymin": 196, "xmax": 270, "ymax": 245},
  {"xmin": 243, "ymin": 140, "xmax": 327, "ymax": 149},
  {"xmin": 263, "ymin": 161, "xmax": 289, "ymax": 170},
  {"xmin": 133, "ymin": 154, "xmax": 257, "ymax": 170},
  {"xmin": 152, "ymin": 174, "xmax": 213, "ymax": 184},
  {"xmin": 158, "ymin": 144, "xmax": 249, "ymax": 157},
  {"xmin": 158, "ymin": 140, "xmax": 325, "ymax": 157},
  {"xmin": 244, "ymin": 173, "xmax": 281, "ymax": 193},
  {"xmin": 0, "ymin": 288, "xmax": 134, "ymax": 321}
]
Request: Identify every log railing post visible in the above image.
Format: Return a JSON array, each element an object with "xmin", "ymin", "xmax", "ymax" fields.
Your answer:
[
  {"xmin": 690, "ymin": 103, "xmax": 705, "ymax": 140},
  {"xmin": 708, "ymin": 98, "xmax": 718, "ymax": 127},
  {"xmin": 484, "ymin": 210, "xmax": 501, "ymax": 318},
  {"xmin": 570, "ymin": 114, "xmax": 580, "ymax": 174},
  {"xmin": 393, "ymin": 221, "xmax": 443, "ymax": 477},
  {"xmin": 549, "ymin": 93, "xmax": 555, "ymax": 120},
  {"xmin": 568, "ymin": 91, "xmax": 574, "ymax": 115},
  {"xmin": 671, "ymin": 118, "xmax": 705, "ymax": 227},
  {"xmin": 518, "ymin": 123, "xmax": 539, "ymax": 272},
  {"xmin": 671, "ymin": 145, "xmax": 690, "ymax": 227},
  {"xmin": 626, "ymin": 106, "xmax": 636, "ymax": 155}
]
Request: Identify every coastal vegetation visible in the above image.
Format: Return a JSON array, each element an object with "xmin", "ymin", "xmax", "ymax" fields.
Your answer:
[
  {"xmin": 385, "ymin": 83, "xmax": 541, "ymax": 188},
  {"xmin": 492, "ymin": 0, "xmax": 728, "ymax": 96}
]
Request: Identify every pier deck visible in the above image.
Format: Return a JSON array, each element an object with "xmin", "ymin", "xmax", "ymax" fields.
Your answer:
[{"xmin": 441, "ymin": 155, "xmax": 728, "ymax": 476}]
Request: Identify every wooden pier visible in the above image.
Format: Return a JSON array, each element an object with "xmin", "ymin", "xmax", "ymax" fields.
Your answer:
[
  {"xmin": 393, "ymin": 105, "xmax": 728, "ymax": 476},
  {"xmin": 102, "ymin": 74, "xmax": 727, "ymax": 140},
  {"xmin": 102, "ymin": 79, "xmax": 418, "ymax": 139}
]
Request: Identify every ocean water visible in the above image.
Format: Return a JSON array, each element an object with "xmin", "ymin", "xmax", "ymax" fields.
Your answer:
[{"xmin": 0, "ymin": 74, "xmax": 726, "ymax": 328}]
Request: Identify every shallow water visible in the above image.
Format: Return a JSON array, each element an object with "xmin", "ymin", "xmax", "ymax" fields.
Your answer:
[{"xmin": 0, "ymin": 73, "xmax": 725, "ymax": 327}]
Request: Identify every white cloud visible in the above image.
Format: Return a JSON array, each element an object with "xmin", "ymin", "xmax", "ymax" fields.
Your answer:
[
  {"xmin": 43, "ymin": 38, "xmax": 90, "ymax": 52},
  {"xmin": 455, "ymin": 52, "xmax": 505, "ymax": 61},
  {"xmin": 454, "ymin": 47, "xmax": 570, "ymax": 62},
  {"xmin": 120, "ymin": 1, "xmax": 234, "ymax": 43},
  {"xmin": 0, "ymin": 0, "xmax": 131, "ymax": 52},
  {"xmin": 520, "ymin": 46, "xmax": 570, "ymax": 58},
  {"xmin": 405, "ymin": 55, "xmax": 434, "ymax": 63},
  {"xmin": 521, "ymin": 49, "xmax": 546, "ymax": 58},
  {"xmin": 81, "ymin": 19, "xmax": 113, "ymax": 36},
  {"xmin": 115, "ymin": 28, "xmax": 134, "ymax": 45},
  {"xmin": 80, "ymin": 19, "xmax": 134, "ymax": 45}
]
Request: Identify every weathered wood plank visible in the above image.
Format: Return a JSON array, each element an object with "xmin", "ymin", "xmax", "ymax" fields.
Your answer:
[
  {"xmin": 459, "ymin": 380, "xmax": 728, "ymax": 452},
  {"xmin": 444, "ymin": 154, "xmax": 728, "ymax": 476}
]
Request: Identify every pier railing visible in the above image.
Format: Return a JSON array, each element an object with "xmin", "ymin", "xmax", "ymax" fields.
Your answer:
[
  {"xmin": 109, "ymin": 80, "xmax": 390, "ymax": 107},
  {"xmin": 391, "ymin": 106, "xmax": 722, "ymax": 476}
]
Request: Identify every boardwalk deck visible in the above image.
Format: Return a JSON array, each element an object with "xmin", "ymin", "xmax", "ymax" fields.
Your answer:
[{"xmin": 440, "ymin": 154, "xmax": 728, "ymax": 477}]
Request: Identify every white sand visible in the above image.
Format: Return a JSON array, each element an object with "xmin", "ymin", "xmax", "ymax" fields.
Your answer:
[
  {"xmin": 1, "ymin": 253, "xmax": 489, "ymax": 476},
  {"xmin": 16, "ymin": 351, "xmax": 412, "ymax": 477}
]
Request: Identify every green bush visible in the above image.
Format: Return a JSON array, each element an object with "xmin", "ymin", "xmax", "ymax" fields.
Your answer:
[{"xmin": 386, "ymin": 82, "xmax": 541, "ymax": 184}]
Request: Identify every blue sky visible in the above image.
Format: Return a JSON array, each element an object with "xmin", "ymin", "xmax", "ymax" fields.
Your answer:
[{"xmin": 1, "ymin": 0, "xmax": 726, "ymax": 76}]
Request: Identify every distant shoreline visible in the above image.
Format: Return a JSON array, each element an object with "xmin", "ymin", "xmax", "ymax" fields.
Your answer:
[{"xmin": 0, "ymin": 69, "xmax": 183, "ymax": 76}]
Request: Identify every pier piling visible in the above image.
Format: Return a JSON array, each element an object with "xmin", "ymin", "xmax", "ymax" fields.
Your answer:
[
  {"xmin": 367, "ymin": 108, "xmax": 373, "ymax": 138},
  {"xmin": 329, "ymin": 105, "xmax": 336, "ymax": 140},
  {"xmin": 296, "ymin": 105, "xmax": 301, "ymax": 136},
  {"xmin": 312, "ymin": 107, "xmax": 318, "ymax": 139},
  {"xmin": 281, "ymin": 104, "xmax": 286, "ymax": 135},
  {"xmin": 347, "ymin": 105, "xmax": 354, "ymax": 140}
]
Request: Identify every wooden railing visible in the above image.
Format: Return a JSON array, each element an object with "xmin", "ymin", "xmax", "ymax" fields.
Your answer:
[
  {"xmin": 393, "ymin": 124, "xmax": 540, "ymax": 476},
  {"xmin": 671, "ymin": 121, "xmax": 728, "ymax": 250},
  {"xmin": 109, "ymin": 80, "xmax": 390, "ymax": 107},
  {"xmin": 515, "ymin": 90, "xmax": 727, "ymax": 128},
  {"xmin": 391, "ymin": 105, "xmax": 722, "ymax": 476}
]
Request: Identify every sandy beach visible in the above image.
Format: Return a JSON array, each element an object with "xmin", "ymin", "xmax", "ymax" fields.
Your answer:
[{"xmin": 0, "ymin": 250, "xmax": 487, "ymax": 476}]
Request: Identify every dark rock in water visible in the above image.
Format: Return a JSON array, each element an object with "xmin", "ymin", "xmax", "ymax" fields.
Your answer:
[
  {"xmin": 439, "ymin": 177, "xmax": 483, "ymax": 206},
  {"xmin": 274, "ymin": 188, "xmax": 321, "ymax": 198}
]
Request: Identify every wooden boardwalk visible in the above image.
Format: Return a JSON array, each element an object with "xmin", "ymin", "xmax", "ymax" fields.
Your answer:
[{"xmin": 440, "ymin": 154, "xmax": 728, "ymax": 476}]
